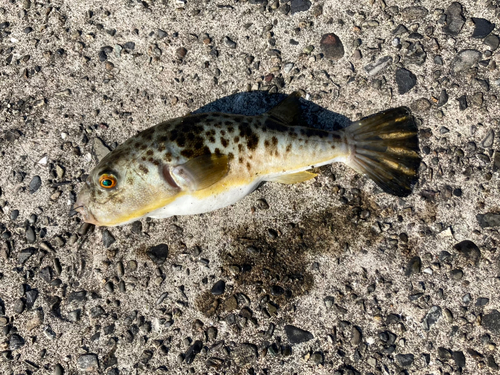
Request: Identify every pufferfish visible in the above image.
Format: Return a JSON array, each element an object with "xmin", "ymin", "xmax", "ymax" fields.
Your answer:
[{"xmin": 75, "ymin": 92, "xmax": 421, "ymax": 227}]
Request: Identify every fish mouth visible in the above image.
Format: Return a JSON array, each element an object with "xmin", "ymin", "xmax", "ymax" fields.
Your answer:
[{"xmin": 73, "ymin": 203, "xmax": 99, "ymax": 226}]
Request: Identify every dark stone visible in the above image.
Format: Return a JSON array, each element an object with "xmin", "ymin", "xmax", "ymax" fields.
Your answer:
[
  {"xmin": 320, "ymin": 33, "xmax": 344, "ymax": 60},
  {"xmin": 405, "ymin": 41, "xmax": 426, "ymax": 65},
  {"xmin": 123, "ymin": 42, "xmax": 135, "ymax": 50},
  {"xmin": 472, "ymin": 18, "xmax": 495, "ymax": 39},
  {"xmin": 68, "ymin": 291, "xmax": 87, "ymax": 304},
  {"xmin": 438, "ymin": 347, "xmax": 452, "ymax": 360},
  {"xmin": 90, "ymin": 305, "xmax": 105, "ymax": 318},
  {"xmin": 395, "ymin": 353, "xmax": 414, "ymax": 367},
  {"xmin": 453, "ymin": 240, "xmax": 481, "ymax": 265},
  {"xmin": 271, "ymin": 285, "xmax": 284, "ymax": 296},
  {"xmin": 483, "ymin": 310, "xmax": 500, "ymax": 334},
  {"xmin": 284, "ymin": 325, "xmax": 314, "ymax": 344},
  {"xmin": 77, "ymin": 354, "xmax": 99, "ymax": 371},
  {"xmin": 18, "ymin": 247, "xmax": 37, "ymax": 265},
  {"xmin": 54, "ymin": 364, "xmax": 65, "ymax": 375},
  {"xmin": 176, "ymin": 47, "xmax": 187, "ymax": 59},
  {"xmin": 29, "ymin": 176, "xmax": 42, "ymax": 193},
  {"xmin": 476, "ymin": 298, "xmax": 490, "ymax": 306},
  {"xmin": 488, "ymin": 355, "xmax": 499, "ymax": 370},
  {"xmin": 423, "ymin": 305, "xmax": 441, "ymax": 330},
  {"xmin": 405, "ymin": 256, "xmax": 421, "ymax": 276},
  {"xmin": 457, "ymin": 95, "xmax": 468, "ymax": 111},
  {"xmin": 437, "ymin": 89, "xmax": 448, "ymax": 107},
  {"xmin": 290, "ymin": 0, "xmax": 311, "ymax": 14},
  {"xmin": 147, "ymin": 244, "xmax": 169, "ymax": 264},
  {"xmin": 477, "ymin": 213, "xmax": 500, "ymax": 228},
  {"xmin": 25, "ymin": 289, "xmax": 38, "ymax": 309},
  {"xmin": 39, "ymin": 266, "xmax": 53, "ymax": 283},
  {"xmin": 453, "ymin": 351, "xmax": 466, "ymax": 368},
  {"xmin": 140, "ymin": 350, "xmax": 153, "ymax": 364},
  {"xmin": 184, "ymin": 340, "xmax": 202, "ymax": 364},
  {"xmin": 395, "ymin": 68, "xmax": 417, "ymax": 94},
  {"xmin": 98, "ymin": 50, "xmax": 107, "ymax": 62},
  {"xmin": 443, "ymin": 2, "xmax": 465, "ymax": 36},
  {"xmin": 14, "ymin": 298, "xmax": 25, "ymax": 314},
  {"xmin": 101, "ymin": 230, "xmax": 115, "ymax": 248},
  {"xmin": 211, "ymin": 280, "xmax": 226, "ymax": 295},
  {"xmin": 484, "ymin": 34, "xmax": 500, "ymax": 50},
  {"xmin": 9, "ymin": 334, "xmax": 25, "ymax": 350}
]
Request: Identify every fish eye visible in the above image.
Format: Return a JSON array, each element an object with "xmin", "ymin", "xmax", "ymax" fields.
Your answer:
[{"xmin": 99, "ymin": 173, "xmax": 117, "ymax": 189}]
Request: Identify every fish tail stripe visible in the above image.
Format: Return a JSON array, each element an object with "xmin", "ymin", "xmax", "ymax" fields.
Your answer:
[{"xmin": 345, "ymin": 107, "xmax": 421, "ymax": 197}]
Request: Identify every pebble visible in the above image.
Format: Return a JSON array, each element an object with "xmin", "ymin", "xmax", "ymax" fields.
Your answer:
[
  {"xmin": 477, "ymin": 213, "xmax": 500, "ymax": 228},
  {"xmin": 320, "ymin": 33, "xmax": 344, "ymax": 60},
  {"xmin": 453, "ymin": 240, "xmax": 481, "ymax": 265},
  {"xmin": 123, "ymin": 42, "xmax": 135, "ymax": 50},
  {"xmin": 54, "ymin": 364, "xmax": 64, "ymax": 375},
  {"xmin": 184, "ymin": 340, "xmax": 202, "ymax": 364},
  {"xmin": 176, "ymin": 47, "xmax": 187, "ymax": 59},
  {"xmin": 472, "ymin": 18, "xmax": 495, "ymax": 39},
  {"xmin": 395, "ymin": 68, "xmax": 417, "ymax": 94},
  {"xmin": 101, "ymin": 230, "xmax": 115, "ymax": 248},
  {"xmin": 395, "ymin": 353, "xmax": 414, "ymax": 367},
  {"xmin": 443, "ymin": 2, "xmax": 465, "ymax": 35},
  {"xmin": 18, "ymin": 247, "xmax": 37, "ymax": 264},
  {"xmin": 351, "ymin": 326, "xmax": 362, "ymax": 345},
  {"xmin": 423, "ymin": 305, "xmax": 442, "ymax": 330},
  {"xmin": 482, "ymin": 129, "xmax": 495, "ymax": 148},
  {"xmin": 437, "ymin": 89, "xmax": 448, "ymax": 107},
  {"xmin": 363, "ymin": 56, "xmax": 393, "ymax": 76},
  {"xmin": 77, "ymin": 354, "xmax": 99, "ymax": 371},
  {"xmin": 450, "ymin": 269, "xmax": 463, "ymax": 280},
  {"xmin": 29, "ymin": 176, "xmax": 42, "ymax": 193},
  {"xmin": 25, "ymin": 226, "xmax": 35, "ymax": 243},
  {"xmin": 147, "ymin": 244, "xmax": 169, "ymax": 264},
  {"xmin": 224, "ymin": 36, "xmax": 237, "ymax": 49},
  {"xmin": 451, "ymin": 50, "xmax": 481, "ymax": 73},
  {"xmin": 483, "ymin": 310, "xmax": 500, "ymax": 334},
  {"xmin": 9, "ymin": 333, "xmax": 25, "ymax": 350},
  {"xmin": 284, "ymin": 325, "xmax": 314, "ymax": 344},
  {"xmin": 405, "ymin": 256, "xmax": 421, "ymax": 276},
  {"xmin": 290, "ymin": 0, "xmax": 311, "ymax": 14},
  {"xmin": 211, "ymin": 280, "xmax": 226, "ymax": 295},
  {"xmin": 484, "ymin": 34, "xmax": 499, "ymax": 50}
]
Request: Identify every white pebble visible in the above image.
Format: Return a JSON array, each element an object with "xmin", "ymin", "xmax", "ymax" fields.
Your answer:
[
  {"xmin": 423, "ymin": 267, "xmax": 433, "ymax": 275},
  {"xmin": 38, "ymin": 156, "xmax": 47, "ymax": 165},
  {"xmin": 61, "ymin": 132, "xmax": 67, "ymax": 139},
  {"xmin": 392, "ymin": 38, "xmax": 400, "ymax": 47}
]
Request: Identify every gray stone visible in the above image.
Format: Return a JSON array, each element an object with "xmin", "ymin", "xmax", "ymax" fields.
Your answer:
[
  {"xmin": 290, "ymin": 0, "xmax": 311, "ymax": 14},
  {"xmin": 363, "ymin": 56, "xmax": 393, "ymax": 76},
  {"xmin": 285, "ymin": 325, "xmax": 314, "ymax": 344},
  {"xmin": 395, "ymin": 68, "xmax": 417, "ymax": 94},
  {"xmin": 484, "ymin": 34, "xmax": 500, "ymax": 50},
  {"xmin": 101, "ymin": 229, "xmax": 115, "ymax": 248},
  {"xmin": 9, "ymin": 334, "xmax": 25, "ymax": 350},
  {"xmin": 405, "ymin": 256, "xmax": 421, "ymax": 276},
  {"xmin": 472, "ymin": 18, "xmax": 495, "ymax": 39},
  {"xmin": 423, "ymin": 305, "xmax": 441, "ymax": 330},
  {"xmin": 147, "ymin": 244, "xmax": 169, "ymax": 264},
  {"xmin": 453, "ymin": 240, "xmax": 481, "ymax": 265},
  {"xmin": 320, "ymin": 33, "xmax": 344, "ymax": 60},
  {"xmin": 396, "ymin": 353, "xmax": 414, "ymax": 367},
  {"xmin": 443, "ymin": 2, "xmax": 465, "ymax": 35},
  {"xmin": 483, "ymin": 310, "xmax": 500, "ymax": 334},
  {"xmin": 77, "ymin": 354, "xmax": 99, "ymax": 371},
  {"xmin": 18, "ymin": 247, "xmax": 37, "ymax": 264},
  {"xmin": 477, "ymin": 213, "xmax": 500, "ymax": 228},
  {"xmin": 29, "ymin": 176, "xmax": 42, "ymax": 193},
  {"xmin": 451, "ymin": 50, "xmax": 481, "ymax": 74}
]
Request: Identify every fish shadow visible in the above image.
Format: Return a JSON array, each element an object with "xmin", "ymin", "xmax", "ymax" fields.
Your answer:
[{"xmin": 192, "ymin": 91, "xmax": 351, "ymax": 131}]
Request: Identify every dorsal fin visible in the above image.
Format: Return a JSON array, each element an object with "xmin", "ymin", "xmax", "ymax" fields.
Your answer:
[{"xmin": 266, "ymin": 91, "xmax": 303, "ymax": 125}]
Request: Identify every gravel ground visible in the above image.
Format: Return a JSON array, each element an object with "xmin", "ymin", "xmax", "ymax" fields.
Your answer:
[{"xmin": 1, "ymin": 0, "xmax": 500, "ymax": 374}]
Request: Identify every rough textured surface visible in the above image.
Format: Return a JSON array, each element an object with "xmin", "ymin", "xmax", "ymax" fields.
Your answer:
[{"xmin": 1, "ymin": 0, "xmax": 500, "ymax": 374}]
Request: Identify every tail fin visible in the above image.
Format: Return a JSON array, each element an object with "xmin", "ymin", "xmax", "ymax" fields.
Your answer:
[{"xmin": 345, "ymin": 107, "xmax": 421, "ymax": 197}]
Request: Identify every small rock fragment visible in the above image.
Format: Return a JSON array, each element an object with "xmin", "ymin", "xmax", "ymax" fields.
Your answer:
[
  {"xmin": 211, "ymin": 280, "xmax": 226, "ymax": 295},
  {"xmin": 77, "ymin": 354, "xmax": 99, "ymax": 371},
  {"xmin": 29, "ymin": 176, "xmax": 42, "ymax": 193},
  {"xmin": 363, "ymin": 56, "xmax": 393, "ymax": 76},
  {"xmin": 477, "ymin": 213, "xmax": 500, "ymax": 228},
  {"xmin": 423, "ymin": 305, "xmax": 441, "ymax": 330},
  {"xmin": 472, "ymin": 18, "xmax": 495, "ymax": 39},
  {"xmin": 284, "ymin": 325, "xmax": 314, "ymax": 344},
  {"xmin": 320, "ymin": 33, "xmax": 344, "ymax": 60},
  {"xmin": 395, "ymin": 68, "xmax": 417, "ymax": 94},
  {"xmin": 290, "ymin": 0, "xmax": 311, "ymax": 14},
  {"xmin": 443, "ymin": 2, "xmax": 465, "ymax": 36},
  {"xmin": 396, "ymin": 353, "xmax": 414, "ymax": 367},
  {"xmin": 483, "ymin": 310, "xmax": 500, "ymax": 334},
  {"xmin": 147, "ymin": 244, "xmax": 169, "ymax": 264},
  {"xmin": 451, "ymin": 50, "xmax": 481, "ymax": 74}
]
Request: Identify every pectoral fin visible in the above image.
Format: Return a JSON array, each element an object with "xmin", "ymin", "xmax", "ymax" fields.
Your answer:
[
  {"xmin": 163, "ymin": 154, "xmax": 229, "ymax": 191},
  {"xmin": 269, "ymin": 171, "xmax": 318, "ymax": 184}
]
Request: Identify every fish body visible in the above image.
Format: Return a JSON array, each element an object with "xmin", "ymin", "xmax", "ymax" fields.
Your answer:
[{"xmin": 75, "ymin": 92, "xmax": 421, "ymax": 227}]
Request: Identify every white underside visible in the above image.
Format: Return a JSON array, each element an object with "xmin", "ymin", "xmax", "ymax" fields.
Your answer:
[{"xmin": 147, "ymin": 155, "xmax": 347, "ymax": 219}]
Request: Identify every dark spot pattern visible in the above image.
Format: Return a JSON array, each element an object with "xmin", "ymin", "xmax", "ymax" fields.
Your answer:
[
  {"xmin": 138, "ymin": 164, "xmax": 149, "ymax": 174},
  {"xmin": 221, "ymin": 138, "xmax": 228, "ymax": 148}
]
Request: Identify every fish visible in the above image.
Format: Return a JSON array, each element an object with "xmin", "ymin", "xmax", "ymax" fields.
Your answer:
[{"xmin": 74, "ymin": 92, "xmax": 421, "ymax": 227}]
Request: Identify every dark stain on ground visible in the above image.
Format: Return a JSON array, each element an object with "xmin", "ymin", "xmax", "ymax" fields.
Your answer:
[{"xmin": 196, "ymin": 187, "xmax": 385, "ymax": 317}]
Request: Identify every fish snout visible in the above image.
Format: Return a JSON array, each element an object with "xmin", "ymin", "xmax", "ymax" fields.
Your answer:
[{"xmin": 74, "ymin": 189, "xmax": 98, "ymax": 225}]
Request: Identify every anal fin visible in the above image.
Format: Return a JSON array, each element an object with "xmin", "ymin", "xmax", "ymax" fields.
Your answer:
[{"xmin": 269, "ymin": 171, "xmax": 318, "ymax": 184}]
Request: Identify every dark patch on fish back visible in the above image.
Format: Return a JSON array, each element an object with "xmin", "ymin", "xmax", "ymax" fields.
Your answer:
[{"xmin": 138, "ymin": 164, "xmax": 149, "ymax": 174}]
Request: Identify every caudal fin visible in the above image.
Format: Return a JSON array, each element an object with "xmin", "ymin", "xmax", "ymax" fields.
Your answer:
[{"xmin": 345, "ymin": 107, "xmax": 421, "ymax": 197}]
